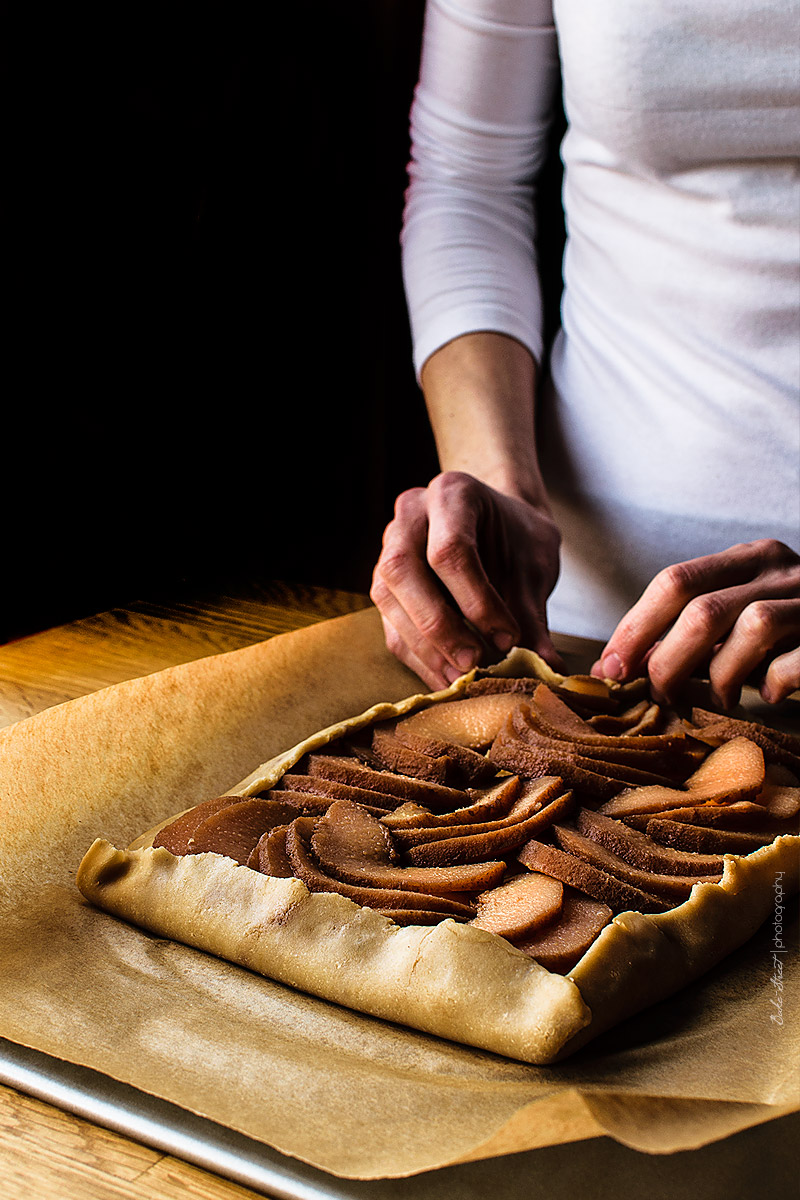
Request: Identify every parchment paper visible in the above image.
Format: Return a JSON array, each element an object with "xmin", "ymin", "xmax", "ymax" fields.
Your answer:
[{"xmin": 1, "ymin": 606, "xmax": 797, "ymax": 1179}]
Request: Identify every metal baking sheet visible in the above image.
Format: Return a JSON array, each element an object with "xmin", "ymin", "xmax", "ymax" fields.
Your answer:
[{"xmin": 2, "ymin": 1037, "xmax": 798, "ymax": 1200}]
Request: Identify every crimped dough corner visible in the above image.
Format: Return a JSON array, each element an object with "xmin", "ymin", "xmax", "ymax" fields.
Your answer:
[{"xmin": 77, "ymin": 837, "xmax": 592, "ymax": 1063}]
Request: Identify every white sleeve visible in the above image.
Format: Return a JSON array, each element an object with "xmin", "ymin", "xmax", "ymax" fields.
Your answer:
[{"xmin": 401, "ymin": 0, "xmax": 560, "ymax": 379}]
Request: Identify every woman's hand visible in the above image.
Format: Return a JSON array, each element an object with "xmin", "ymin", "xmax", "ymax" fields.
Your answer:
[
  {"xmin": 592, "ymin": 539, "xmax": 800, "ymax": 707},
  {"xmin": 371, "ymin": 471, "xmax": 562, "ymax": 691},
  {"xmin": 373, "ymin": 333, "xmax": 560, "ymax": 689}
]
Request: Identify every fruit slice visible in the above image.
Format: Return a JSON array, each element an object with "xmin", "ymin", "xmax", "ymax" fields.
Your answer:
[
  {"xmin": 622, "ymin": 703, "xmax": 667, "ymax": 737},
  {"xmin": 253, "ymin": 825, "xmax": 294, "ymax": 877},
  {"xmin": 305, "ymin": 755, "xmax": 467, "ymax": 810},
  {"xmin": 589, "ymin": 701, "xmax": 666, "ymax": 736},
  {"xmin": 587, "ymin": 700, "xmax": 652, "ymax": 734},
  {"xmin": 265, "ymin": 788, "xmax": 387, "ymax": 817},
  {"xmin": 489, "ymin": 724, "xmax": 633, "ymax": 800},
  {"xmin": 550, "ymin": 675, "xmax": 618, "ymax": 714},
  {"xmin": 153, "ymin": 796, "xmax": 236, "ymax": 855},
  {"xmin": 403, "ymin": 784, "xmax": 574, "ymax": 867},
  {"xmin": 528, "ymin": 685, "xmax": 596, "ymax": 737},
  {"xmin": 369, "ymin": 730, "xmax": 451, "ymax": 783},
  {"xmin": 189, "ymin": 798, "xmax": 301, "ymax": 865},
  {"xmin": 599, "ymin": 737, "xmax": 765, "ymax": 816},
  {"xmin": 757, "ymin": 770, "xmax": 800, "ymax": 819},
  {"xmin": 517, "ymin": 840, "xmax": 669, "ymax": 913},
  {"xmin": 310, "ymin": 801, "xmax": 506, "ymax": 894},
  {"xmin": 526, "ymin": 686, "xmax": 700, "ymax": 763},
  {"xmin": 599, "ymin": 788, "xmax": 715, "ymax": 817},
  {"xmin": 472, "ymin": 871, "xmax": 564, "ymax": 939},
  {"xmin": 285, "ymin": 818, "xmax": 474, "ymax": 917},
  {"xmin": 389, "ymin": 727, "xmax": 497, "ymax": 786},
  {"xmin": 682, "ymin": 736, "xmax": 766, "ymax": 796},
  {"xmin": 381, "ymin": 775, "xmax": 521, "ymax": 830},
  {"xmin": 513, "ymin": 890, "xmax": 613, "ymax": 973},
  {"xmin": 645, "ymin": 818, "xmax": 788, "ymax": 856},
  {"xmin": 576, "ymin": 807, "xmax": 724, "ymax": 875},
  {"xmin": 393, "ymin": 692, "xmax": 531, "ymax": 750},
  {"xmin": 392, "ymin": 777, "xmax": 561, "ymax": 846},
  {"xmin": 622, "ymin": 801, "xmax": 782, "ymax": 831},
  {"xmin": 510, "ymin": 706, "xmax": 685, "ymax": 784},
  {"xmin": 610, "ymin": 677, "xmax": 651, "ymax": 704},
  {"xmin": 372, "ymin": 909, "xmax": 456, "ymax": 926},
  {"xmin": 278, "ymin": 773, "xmax": 398, "ymax": 811},
  {"xmin": 691, "ymin": 709, "xmax": 800, "ymax": 773},
  {"xmin": 380, "ymin": 801, "xmax": 436, "ymax": 828},
  {"xmin": 551, "ymin": 825, "xmax": 721, "ymax": 901}
]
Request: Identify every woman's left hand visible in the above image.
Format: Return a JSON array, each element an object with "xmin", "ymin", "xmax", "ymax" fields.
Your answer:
[{"xmin": 591, "ymin": 539, "xmax": 800, "ymax": 708}]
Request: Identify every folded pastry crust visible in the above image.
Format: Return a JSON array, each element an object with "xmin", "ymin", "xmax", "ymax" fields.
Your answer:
[{"xmin": 76, "ymin": 650, "xmax": 800, "ymax": 1064}]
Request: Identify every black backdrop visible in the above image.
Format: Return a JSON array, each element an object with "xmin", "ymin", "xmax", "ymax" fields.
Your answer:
[{"xmin": 4, "ymin": 2, "xmax": 564, "ymax": 643}]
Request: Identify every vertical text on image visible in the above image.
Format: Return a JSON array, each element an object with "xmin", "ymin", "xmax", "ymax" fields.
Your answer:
[{"xmin": 769, "ymin": 870, "xmax": 786, "ymax": 1026}]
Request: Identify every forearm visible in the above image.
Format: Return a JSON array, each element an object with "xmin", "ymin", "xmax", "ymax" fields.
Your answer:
[
  {"xmin": 420, "ymin": 332, "xmax": 550, "ymax": 508},
  {"xmin": 373, "ymin": 339, "xmax": 563, "ymax": 687}
]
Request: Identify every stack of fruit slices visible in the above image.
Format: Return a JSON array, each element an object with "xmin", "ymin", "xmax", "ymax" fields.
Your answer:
[{"xmin": 152, "ymin": 673, "xmax": 800, "ymax": 976}]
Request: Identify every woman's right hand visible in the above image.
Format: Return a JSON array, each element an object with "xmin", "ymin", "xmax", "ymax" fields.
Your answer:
[{"xmin": 370, "ymin": 470, "xmax": 563, "ymax": 690}]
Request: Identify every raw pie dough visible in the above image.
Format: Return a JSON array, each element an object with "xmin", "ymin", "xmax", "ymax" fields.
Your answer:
[{"xmin": 76, "ymin": 650, "xmax": 800, "ymax": 1064}]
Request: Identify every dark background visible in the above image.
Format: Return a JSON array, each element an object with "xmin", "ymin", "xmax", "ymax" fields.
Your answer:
[{"xmin": 4, "ymin": 1, "xmax": 564, "ymax": 643}]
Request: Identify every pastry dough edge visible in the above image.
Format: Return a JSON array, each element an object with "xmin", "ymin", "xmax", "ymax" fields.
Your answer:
[
  {"xmin": 559, "ymin": 833, "xmax": 800, "ymax": 1058},
  {"xmin": 76, "ymin": 838, "xmax": 591, "ymax": 1064},
  {"xmin": 76, "ymin": 648, "xmax": 799, "ymax": 1062}
]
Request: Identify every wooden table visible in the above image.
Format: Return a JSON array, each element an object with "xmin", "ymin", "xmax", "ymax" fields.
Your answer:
[
  {"xmin": 0, "ymin": 581, "xmax": 375, "ymax": 731},
  {"xmin": 2, "ymin": 581, "xmax": 795, "ymax": 1199},
  {"xmin": 0, "ymin": 580, "xmax": 376, "ymax": 1200}
]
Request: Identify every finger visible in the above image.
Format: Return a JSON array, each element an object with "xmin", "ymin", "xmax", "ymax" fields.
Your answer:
[
  {"xmin": 373, "ymin": 493, "xmax": 486, "ymax": 676},
  {"xmin": 371, "ymin": 568, "xmax": 473, "ymax": 688},
  {"xmin": 643, "ymin": 585, "xmax": 758, "ymax": 704},
  {"xmin": 514, "ymin": 592, "xmax": 566, "ymax": 672},
  {"xmin": 424, "ymin": 477, "xmax": 520, "ymax": 653},
  {"xmin": 378, "ymin": 613, "xmax": 448, "ymax": 692},
  {"xmin": 707, "ymin": 598, "xmax": 800, "ymax": 708},
  {"xmin": 761, "ymin": 645, "xmax": 800, "ymax": 705},
  {"xmin": 597, "ymin": 540, "xmax": 796, "ymax": 682}
]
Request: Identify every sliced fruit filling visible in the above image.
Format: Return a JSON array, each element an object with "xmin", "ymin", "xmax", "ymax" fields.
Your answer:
[{"xmin": 151, "ymin": 673, "xmax": 800, "ymax": 974}]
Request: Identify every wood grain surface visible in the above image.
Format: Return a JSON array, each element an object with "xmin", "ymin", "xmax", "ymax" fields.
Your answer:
[
  {"xmin": 0, "ymin": 1081, "xmax": 260, "ymax": 1200},
  {"xmin": 0, "ymin": 580, "xmax": 372, "ymax": 730},
  {"xmin": 0, "ymin": 580, "xmax": 376, "ymax": 1199}
]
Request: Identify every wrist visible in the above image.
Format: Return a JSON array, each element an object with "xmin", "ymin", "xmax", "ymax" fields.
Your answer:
[
  {"xmin": 421, "ymin": 331, "xmax": 550, "ymax": 508},
  {"xmin": 466, "ymin": 462, "xmax": 549, "ymax": 515}
]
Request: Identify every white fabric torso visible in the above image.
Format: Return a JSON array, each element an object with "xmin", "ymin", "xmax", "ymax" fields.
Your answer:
[{"xmin": 402, "ymin": 0, "xmax": 800, "ymax": 639}]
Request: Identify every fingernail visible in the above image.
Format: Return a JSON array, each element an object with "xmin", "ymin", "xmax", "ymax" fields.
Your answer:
[
  {"xmin": 443, "ymin": 664, "xmax": 464, "ymax": 684},
  {"xmin": 493, "ymin": 631, "xmax": 515, "ymax": 653},
  {"xmin": 600, "ymin": 651, "xmax": 624, "ymax": 681},
  {"xmin": 455, "ymin": 647, "xmax": 479, "ymax": 672}
]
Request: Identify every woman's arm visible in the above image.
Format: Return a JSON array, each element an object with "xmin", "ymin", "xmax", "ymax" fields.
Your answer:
[
  {"xmin": 371, "ymin": 1, "xmax": 562, "ymax": 689},
  {"xmin": 371, "ymin": 332, "xmax": 562, "ymax": 689}
]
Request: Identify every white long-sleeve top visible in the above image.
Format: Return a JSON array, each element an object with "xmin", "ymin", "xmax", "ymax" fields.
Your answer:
[{"xmin": 402, "ymin": 0, "xmax": 800, "ymax": 639}]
